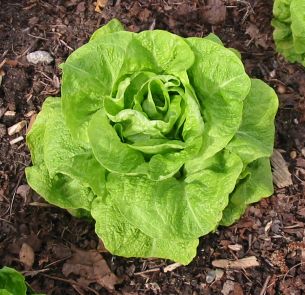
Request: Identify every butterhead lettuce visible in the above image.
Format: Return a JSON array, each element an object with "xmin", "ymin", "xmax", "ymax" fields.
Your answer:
[
  {"xmin": 272, "ymin": 0, "xmax": 305, "ymax": 65},
  {"xmin": 26, "ymin": 19, "xmax": 278, "ymax": 265}
]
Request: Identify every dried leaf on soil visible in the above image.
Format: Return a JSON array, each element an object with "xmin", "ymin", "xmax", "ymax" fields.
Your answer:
[
  {"xmin": 95, "ymin": 0, "xmax": 108, "ymax": 13},
  {"xmin": 212, "ymin": 256, "xmax": 259, "ymax": 269},
  {"xmin": 19, "ymin": 243, "xmax": 35, "ymax": 268},
  {"xmin": 16, "ymin": 184, "xmax": 31, "ymax": 202},
  {"xmin": 62, "ymin": 247, "xmax": 120, "ymax": 291},
  {"xmin": 245, "ymin": 22, "xmax": 269, "ymax": 49},
  {"xmin": 200, "ymin": 0, "xmax": 226, "ymax": 25},
  {"xmin": 271, "ymin": 149, "xmax": 293, "ymax": 188}
]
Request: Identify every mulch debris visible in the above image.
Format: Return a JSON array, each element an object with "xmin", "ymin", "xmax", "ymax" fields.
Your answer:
[{"xmin": 0, "ymin": 0, "xmax": 304, "ymax": 294}]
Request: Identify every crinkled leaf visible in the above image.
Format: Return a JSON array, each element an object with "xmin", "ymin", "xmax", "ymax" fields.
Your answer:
[
  {"xmin": 227, "ymin": 79, "xmax": 278, "ymax": 165},
  {"xmin": 91, "ymin": 197, "xmax": 198, "ymax": 265},
  {"xmin": 221, "ymin": 157, "xmax": 274, "ymax": 226},
  {"xmin": 107, "ymin": 151, "xmax": 242, "ymax": 240},
  {"xmin": 185, "ymin": 38, "xmax": 251, "ymax": 172}
]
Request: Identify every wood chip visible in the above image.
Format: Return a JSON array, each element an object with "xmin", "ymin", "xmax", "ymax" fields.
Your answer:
[
  {"xmin": 4, "ymin": 110, "xmax": 16, "ymax": 117},
  {"xmin": 228, "ymin": 244, "xmax": 243, "ymax": 251},
  {"xmin": 10, "ymin": 136, "xmax": 24, "ymax": 145},
  {"xmin": 8, "ymin": 120, "xmax": 26, "ymax": 135},
  {"xmin": 163, "ymin": 262, "xmax": 181, "ymax": 273},
  {"xmin": 212, "ymin": 256, "xmax": 259, "ymax": 269},
  {"xmin": 271, "ymin": 149, "xmax": 293, "ymax": 188},
  {"xmin": 25, "ymin": 110, "xmax": 36, "ymax": 118},
  {"xmin": 95, "ymin": 0, "xmax": 108, "ymax": 13}
]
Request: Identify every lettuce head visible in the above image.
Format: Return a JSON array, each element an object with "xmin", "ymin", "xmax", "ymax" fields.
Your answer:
[
  {"xmin": 272, "ymin": 0, "xmax": 305, "ymax": 65},
  {"xmin": 26, "ymin": 19, "xmax": 278, "ymax": 265}
]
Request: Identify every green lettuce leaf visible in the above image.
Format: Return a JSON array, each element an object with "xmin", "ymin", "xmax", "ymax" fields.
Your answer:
[{"xmin": 0, "ymin": 267, "xmax": 43, "ymax": 295}]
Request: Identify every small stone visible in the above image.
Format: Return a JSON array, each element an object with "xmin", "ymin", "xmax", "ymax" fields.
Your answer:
[
  {"xmin": 26, "ymin": 51, "xmax": 54, "ymax": 64},
  {"xmin": 206, "ymin": 270, "xmax": 216, "ymax": 283},
  {"xmin": 290, "ymin": 150, "xmax": 297, "ymax": 159},
  {"xmin": 301, "ymin": 147, "xmax": 305, "ymax": 158},
  {"xmin": 277, "ymin": 85, "xmax": 286, "ymax": 94}
]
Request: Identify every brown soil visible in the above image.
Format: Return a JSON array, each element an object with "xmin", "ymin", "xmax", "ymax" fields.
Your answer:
[{"xmin": 0, "ymin": 0, "xmax": 305, "ymax": 294}]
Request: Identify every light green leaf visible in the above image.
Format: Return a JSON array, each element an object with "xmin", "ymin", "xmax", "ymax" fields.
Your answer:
[
  {"xmin": 185, "ymin": 38, "xmax": 251, "ymax": 172},
  {"xmin": 107, "ymin": 150, "xmax": 242, "ymax": 240},
  {"xmin": 90, "ymin": 18, "xmax": 125, "ymax": 41},
  {"xmin": 92, "ymin": 197, "xmax": 198, "ymax": 265},
  {"xmin": 61, "ymin": 31, "xmax": 158, "ymax": 143},
  {"xmin": 26, "ymin": 164, "xmax": 95, "ymax": 211},
  {"xmin": 221, "ymin": 157, "xmax": 274, "ymax": 226},
  {"xmin": 227, "ymin": 79, "xmax": 278, "ymax": 165},
  {"xmin": 136, "ymin": 30, "xmax": 194, "ymax": 73}
]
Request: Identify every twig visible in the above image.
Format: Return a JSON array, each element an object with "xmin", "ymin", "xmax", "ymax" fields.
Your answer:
[
  {"xmin": 41, "ymin": 274, "xmax": 99, "ymax": 295},
  {"xmin": 44, "ymin": 255, "xmax": 72, "ymax": 268},
  {"xmin": 259, "ymin": 275, "xmax": 271, "ymax": 295},
  {"xmin": 134, "ymin": 267, "xmax": 160, "ymax": 275},
  {"xmin": 9, "ymin": 172, "xmax": 24, "ymax": 220},
  {"xmin": 282, "ymin": 262, "xmax": 305, "ymax": 281},
  {"xmin": 27, "ymin": 33, "xmax": 48, "ymax": 41}
]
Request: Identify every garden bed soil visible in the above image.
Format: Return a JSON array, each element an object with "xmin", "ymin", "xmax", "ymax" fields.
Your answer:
[{"xmin": 0, "ymin": 0, "xmax": 305, "ymax": 294}]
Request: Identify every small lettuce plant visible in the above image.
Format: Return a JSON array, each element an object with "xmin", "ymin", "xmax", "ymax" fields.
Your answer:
[
  {"xmin": 0, "ymin": 267, "xmax": 43, "ymax": 295},
  {"xmin": 26, "ymin": 19, "xmax": 278, "ymax": 264},
  {"xmin": 272, "ymin": 0, "xmax": 305, "ymax": 65}
]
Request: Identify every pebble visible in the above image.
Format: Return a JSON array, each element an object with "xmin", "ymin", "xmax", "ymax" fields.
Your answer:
[
  {"xmin": 302, "ymin": 147, "xmax": 305, "ymax": 158},
  {"xmin": 206, "ymin": 270, "xmax": 216, "ymax": 283},
  {"xmin": 277, "ymin": 84, "xmax": 286, "ymax": 94},
  {"xmin": 290, "ymin": 150, "xmax": 297, "ymax": 159},
  {"xmin": 26, "ymin": 51, "xmax": 54, "ymax": 64}
]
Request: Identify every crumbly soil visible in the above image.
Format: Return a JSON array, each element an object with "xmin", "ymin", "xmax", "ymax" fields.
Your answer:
[{"xmin": 0, "ymin": 1, "xmax": 305, "ymax": 294}]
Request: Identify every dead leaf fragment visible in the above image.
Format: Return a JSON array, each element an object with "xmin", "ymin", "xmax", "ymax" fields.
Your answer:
[
  {"xmin": 95, "ymin": 0, "xmax": 108, "ymax": 13},
  {"xmin": 20, "ymin": 243, "xmax": 35, "ymax": 268},
  {"xmin": 27, "ymin": 114, "xmax": 37, "ymax": 134},
  {"xmin": 212, "ymin": 256, "xmax": 259, "ymax": 269},
  {"xmin": 271, "ymin": 149, "xmax": 293, "ymax": 188},
  {"xmin": 8, "ymin": 120, "xmax": 26, "ymax": 135},
  {"xmin": 200, "ymin": 0, "xmax": 226, "ymax": 25},
  {"xmin": 17, "ymin": 184, "xmax": 31, "ymax": 202},
  {"xmin": 62, "ymin": 248, "xmax": 120, "ymax": 291},
  {"xmin": 245, "ymin": 22, "xmax": 269, "ymax": 49}
]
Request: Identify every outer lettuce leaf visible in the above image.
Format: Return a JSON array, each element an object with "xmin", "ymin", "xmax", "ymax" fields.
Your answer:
[
  {"xmin": 227, "ymin": 79, "xmax": 278, "ymax": 165},
  {"xmin": 221, "ymin": 158, "xmax": 274, "ymax": 226},
  {"xmin": 92, "ymin": 197, "xmax": 198, "ymax": 265},
  {"xmin": 90, "ymin": 18, "xmax": 125, "ymax": 41},
  {"xmin": 185, "ymin": 37, "xmax": 251, "ymax": 172},
  {"xmin": 106, "ymin": 151, "xmax": 242, "ymax": 240},
  {"xmin": 26, "ymin": 98, "xmax": 105, "ymax": 211}
]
